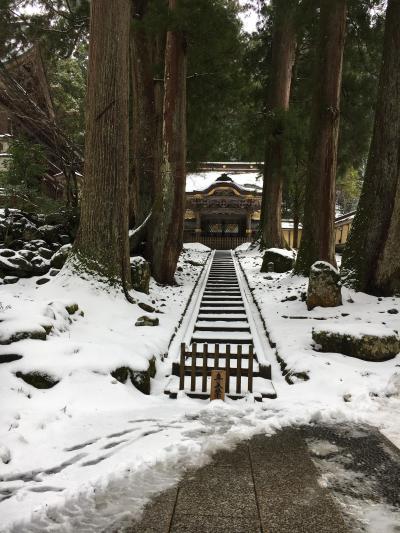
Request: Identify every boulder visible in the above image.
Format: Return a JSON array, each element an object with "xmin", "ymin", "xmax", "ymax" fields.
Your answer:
[
  {"xmin": 138, "ymin": 302, "xmax": 155, "ymax": 313},
  {"xmin": 0, "ymin": 325, "xmax": 47, "ymax": 345},
  {"xmin": 50, "ymin": 244, "xmax": 72, "ymax": 269},
  {"xmin": 0, "ymin": 255, "xmax": 33, "ymax": 278},
  {"xmin": 111, "ymin": 357, "xmax": 156, "ymax": 395},
  {"xmin": 38, "ymin": 247, "xmax": 54, "ymax": 260},
  {"xmin": 135, "ymin": 315, "xmax": 159, "ymax": 326},
  {"xmin": 312, "ymin": 324, "xmax": 400, "ymax": 362},
  {"xmin": 307, "ymin": 261, "xmax": 342, "ymax": 310},
  {"xmin": 0, "ymin": 249, "xmax": 15, "ymax": 258},
  {"xmin": 36, "ymin": 277, "xmax": 50, "ymax": 285},
  {"xmin": 38, "ymin": 224, "xmax": 63, "ymax": 244},
  {"xmin": 31, "ymin": 256, "xmax": 50, "ymax": 276},
  {"xmin": 15, "ymin": 371, "xmax": 59, "ymax": 389},
  {"xmin": 4, "ymin": 276, "xmax": 18, "ymax": 284},
  {"xmin": 22, "ymin": 223, "xmax": 40, "ymax": 241},
  {"xmin": 130, "ymin": 256, "xmax": 150, "ymax": 294},
  {"xmin": 261, "ymin": 248, "xmax": 295, "ymax": 273}
]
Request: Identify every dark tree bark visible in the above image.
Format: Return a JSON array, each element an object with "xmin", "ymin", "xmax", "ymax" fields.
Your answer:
[
  {"xmin": 150, "ymin": 0, "xmax": 187, "ymax": 284},
  {"xmin": 129, "ymin": 0, "xmax": 164, "ymax": 257},
  {"xmin": 342, "ymin": 0, "xmax": 400, "ymax": 294},
  {"xmin": 375, "ymin": 178, "xmax": 400, "ymax": 294},
  {"xmin": 260, "ymin": 0, "xmax": 297, "ymax": 252},
  {"xmin": 71, "ymin": 0, "xmax": 131, "ymax": 286},
  {"xmin": 294, "ymin": 0, "xmax": 347, "ymax": 275}
]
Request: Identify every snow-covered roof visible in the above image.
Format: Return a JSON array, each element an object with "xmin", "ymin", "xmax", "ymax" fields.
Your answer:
[{"xmin": 186, "ymin": 171, "xmax": 263, "ymax": 193}]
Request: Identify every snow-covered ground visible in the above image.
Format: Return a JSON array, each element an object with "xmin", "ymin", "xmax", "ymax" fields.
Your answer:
[
  {"xmin": 1, "ymin": 244, "xmax": 399, "ymax": 532},
  {"xmin": 236, "ymin": 246, "xmax": 400, "ymax": 449}
]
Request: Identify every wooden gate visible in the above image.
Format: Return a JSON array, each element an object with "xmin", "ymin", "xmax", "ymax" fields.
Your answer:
[{"xmin": 179, "ymin": 342, "xmax": 254, "ymax": 398}]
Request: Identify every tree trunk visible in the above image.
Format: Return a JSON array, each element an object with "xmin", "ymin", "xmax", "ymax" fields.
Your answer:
[
  {"xmin": 260, "ymin": 0, "xmax": 297, "ymax": 250},
  {"xmin": 129, "ymin": 0, "xmax": 159, "ymax": 256},
  {"xmin": 342, "ymin": 0, "xmax": 400, "ymax": 294},
  {"xmin": 294, "ymin": 0, "xmax": 347, "ymax": 276},
  {"xmin": 375, "ymin": 176, "xmax": 400, "ymax": 294},
  {"xmin": 150, "ymin": 0, "xmax": 187, "ymax": 284},
  {"xmin": 293, "ymin": 213, "xmax": 299, "ymax": 249},
  {"xmin": 71, "ymin": 0, "xmax": 131, "ymax": 286}
]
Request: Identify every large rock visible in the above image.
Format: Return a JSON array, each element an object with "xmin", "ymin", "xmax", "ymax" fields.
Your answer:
[
  {"xmin": 0, "ymin": 254, "xmax": 33, "ymax": 278},
  {"xmin": 38, "ymin": 224, "xmax": 63, "ymax": 244},
  {"xmin": 111, "ymin": 357, "xmax": 156, "ymax": 395},
  {"xmin": 312, "ymin": 324, "xmax": 400, "ymax": 362},
  {"xmin": 130, "ymin": 256, "xmax": 150, "ymax": 294},
  {"xmin": 15, "ymin": 371, "xmax": 59, "ymax": 389},
  {"xmin": 261, "ymin": 248, "xmax": 295, "ymax": 273},
  {"xmin": 135, "ymin": 315, "xmax": 159, "ymax": 326},
  {"xmin": 307, "ymin": 261, "xmax": 342, "ymax": 310},
  {"xmin": 50, "ymin": 244, "xmax": 72, "ymax": 269}
]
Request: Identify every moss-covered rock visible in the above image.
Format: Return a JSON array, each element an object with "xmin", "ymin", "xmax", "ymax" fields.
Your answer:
[
  {"xmin": 135, "ymin": 315, "xmax": 159, "ymax": 326},
  {"xmin": 130, "ymin": 256, "xmax": 151, "ymax": 294},
  {"xmin": 307, "ymin": 261, "xmax": 342, "ymax": 310},
  {"xmin": 15, "ymin": 371, "xmax": 59, "ymax": 388},
  {"xmin": 65, "ymin": 303, "xmax": 79, "ymax": 315},
  {"xmin": 312, "ymin": 325, "xmax": 400, "ymax": 361},
  {"xmin": 0, "ymin": 327, "xmax": 47, "ymax": 345},
  {"xmin": 261, "ymin": 248, "xmax": 295, "ymax": 273},
  {"xmin": 111, "ymin": 357, "xmax": 156, "ymax": 395},
  {"xmin": 50, "ymin": 244, "xmax": 72, "ymax": 269}
]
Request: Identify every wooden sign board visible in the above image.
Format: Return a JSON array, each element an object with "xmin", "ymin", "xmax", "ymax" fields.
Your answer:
[{"xmin": 210, "ymin": 370, "xmax": 226, "ymax": 401}]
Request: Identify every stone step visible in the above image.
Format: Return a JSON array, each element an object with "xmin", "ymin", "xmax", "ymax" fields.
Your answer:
[
  {"xmin": 199, "ymin": 307, "xmax": 246, "ymax": 314},
  {"xmin": 199, "ymin": 303, "xmax": 245, "ymax": 308},
  {"xmin": 192, "ymin": 330, "xmax": 253, "ymax": 344},
  {"xmin": 194, "ymin": 322, "xmax": 250, "ymax": 332},
  {"xmin": 197, "ymin": 313, "xmax": 247, "ymax": 321},
  {"xmin": 202, "ymin": 296, "xmax": 243, "ymax": 301}
]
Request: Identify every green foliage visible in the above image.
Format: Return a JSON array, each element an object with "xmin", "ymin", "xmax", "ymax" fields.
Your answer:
[
  {"xmin": 0, "ymin": 137, "xmax": 63, "ymax": 213},
  {"xmin": 336, "ymin": 167, "xmax": 362, "ymax": 214},
  {"xmin": 1, "ymin": 137, "xmax": 46, "ymax": 188},
  {"xmin": 47, "ymin": 46, "xmax": 87, "ymax": 149}
]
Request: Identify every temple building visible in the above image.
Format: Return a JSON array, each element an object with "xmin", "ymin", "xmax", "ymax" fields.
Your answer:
[{"xmin": 184, "ymin": 164, "xmax": 355, "ymax": 250}]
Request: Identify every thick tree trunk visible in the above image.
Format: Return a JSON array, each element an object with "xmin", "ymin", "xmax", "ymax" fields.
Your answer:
[
  {"xmin": 260, "ymin": 0, "xmax": 297, "ymax": 250},
  {"xmin": 375, "ymin": 177, "xmax": 400, "ymax": 294},
  {"xmin": 71, "ymin": 0, "xmax": 131, "ymax": 286},
  {"xmin": 150, "ymin": 0, "xmax": 187, "ymax": 284},
  {"xmin": 129, "ymin": 0, "xmax": 159, "ymax": 255},
  {"xmin": 294, "ymin": 0, "xmax": 347, "ymax": 276},
  {"xmin": 342, "ymin": 0, "xmax": 400, "ymax": 294}
]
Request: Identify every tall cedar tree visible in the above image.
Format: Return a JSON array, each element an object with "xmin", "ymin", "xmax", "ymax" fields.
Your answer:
[
  {"xmin": 71, "ymin": 0, "xmax": 131, "ymax": 286},
  {"xmin": 260, "ymin": 0, "xmax": 297, "ymax": 255},
  {"xmin": 294, "ymin": 0, "xmax": 347, "ymax": 275},
  {"xmin": 342, "ymin": 0, "xmax": 400, "ymax": 295},
  {"xmin": 129, "ymin": 0, "xmax": 163, "ymax": 257},
  {"xmin": 150, "ymin": 0, "xmax": 187, "ymax": 284}
]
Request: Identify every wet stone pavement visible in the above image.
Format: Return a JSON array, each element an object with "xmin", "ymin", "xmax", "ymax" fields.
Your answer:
[{"xmin": 113, "ymin": 425, "xmax": 400, "ymax": 533}]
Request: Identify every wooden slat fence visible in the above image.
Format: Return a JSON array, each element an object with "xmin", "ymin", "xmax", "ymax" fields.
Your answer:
[{"xmin": 180, "ymin": 342, "xmax": 254, "ymax": 396}]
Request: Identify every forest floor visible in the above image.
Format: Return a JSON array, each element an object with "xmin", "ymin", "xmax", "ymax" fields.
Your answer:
[{"xmin": 0, "ymin": 244, "xmax": 399, "ymax": 532}]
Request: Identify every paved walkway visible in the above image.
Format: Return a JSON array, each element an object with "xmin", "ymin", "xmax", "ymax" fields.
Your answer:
[{"xmin": 117, "ymin": 428, "xmax": 357, "ymax": 533}]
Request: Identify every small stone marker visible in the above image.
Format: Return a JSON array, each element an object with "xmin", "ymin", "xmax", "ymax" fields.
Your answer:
[
  {"xmin": 267, "ymin": 261, "xmax": 274, "ymax": 272},
  {"xmin": 210, "ymin": 369, "xmax": 226, "ymax": 401}
]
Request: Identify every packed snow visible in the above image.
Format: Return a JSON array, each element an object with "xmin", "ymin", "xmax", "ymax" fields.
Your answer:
[{"xmin": 0, "ymin": 244, "xmax": 399, "ymax": 532}]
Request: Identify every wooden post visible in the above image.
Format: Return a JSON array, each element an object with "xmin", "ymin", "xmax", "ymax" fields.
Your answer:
[
  {"xmin": 202, "ymin": 344, "xmax": 208, "ymax": 393},
  {"xmin": 210, "ymin": 369, "xmax": 226, "ymax": 401},
  {"xmin": 226, "ymin": 344, "xmax": 230, "ymax": 393},
  {"xmin": 248, "ymin": 345, "xmax": 254, "ymax": 393},
  {"xmin": 191, "ymin": 343, "xmax": 197, "ymax": 392},
  {"xmin": 236, "ymin": 345, "xmax": 242, "ymax": 394},
  {"xmin": 214, "ymin": 344, "xmax": 219, "ymax": 370},
  {"xmin": 179, "ymin": 343, "xmax": 185, "ymax": 390}
]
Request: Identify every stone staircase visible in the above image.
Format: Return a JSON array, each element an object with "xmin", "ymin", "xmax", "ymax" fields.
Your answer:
[{"xmin": 165, "ymin": 250, "xmax": 276, "ymax": 400}]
